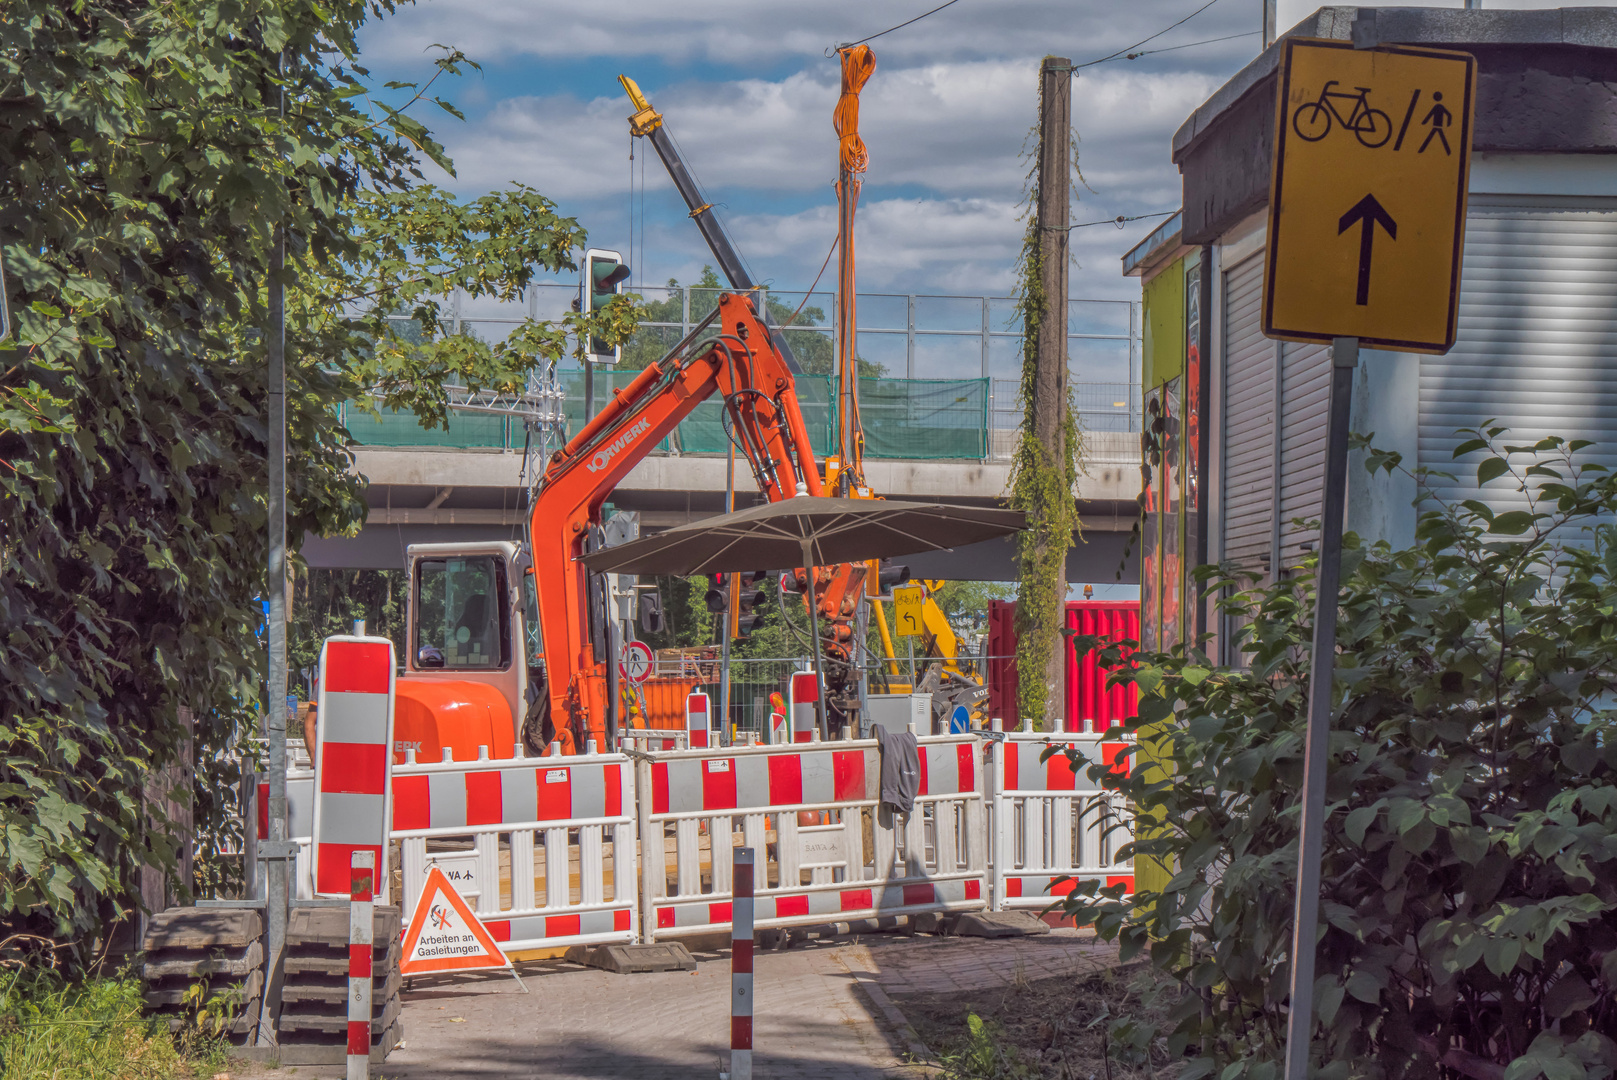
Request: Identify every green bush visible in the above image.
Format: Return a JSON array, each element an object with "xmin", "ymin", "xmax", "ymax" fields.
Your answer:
[
  {"xmin": 1063, "ymin": 429, "xmax": 1617, "ymax": 1079},
  {"xmin": 0, "ymin": 968, "xmax": 185, "ymax": 1080}
]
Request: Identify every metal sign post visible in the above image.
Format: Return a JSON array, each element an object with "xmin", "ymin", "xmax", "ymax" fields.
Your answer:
[
  {"xmin": 1263, "ymin": 36, "xmax": 1475, "ymax": 1080},
  {"xmin": 0, "ymin": 248, "xmax": 10, "ymax": 343},
  {"xmin": 1282, "ymin": 336, "xmax": 1356, "ymax": 1080}
]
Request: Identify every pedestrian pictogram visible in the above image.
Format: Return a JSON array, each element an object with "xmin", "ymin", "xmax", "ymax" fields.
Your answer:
[
  {"xmin": 1264, "ymin": 38, "xmax": 1475, "ymax": 353},
  {"xmin": 618, "ymin": 640, "xmax": 653, "ymax": 684},
  {"xmin": 400, "ymin": 866, "xmax": 511, "ymax": 976},
  {"xmin": 1418, "ymin": 90, "xmax": 1453, "ymax": 154}
]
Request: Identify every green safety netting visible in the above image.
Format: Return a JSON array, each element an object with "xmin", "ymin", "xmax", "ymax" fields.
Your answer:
[
  {"xmin": 858, "ymin": 377, "xmax": 987, "ymax": 460},
  {"xmin": 344, "ymin": 373, "xmax": 987, "ymax": 460},
  {"xmin": 343, "ymin": 405, "xmax": 507, "ymax": 449}
]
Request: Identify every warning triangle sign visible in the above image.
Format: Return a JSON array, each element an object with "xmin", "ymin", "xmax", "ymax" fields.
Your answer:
[{"xmin": 400, "ymin": 866, "xmax": 510, "ymax": 976}]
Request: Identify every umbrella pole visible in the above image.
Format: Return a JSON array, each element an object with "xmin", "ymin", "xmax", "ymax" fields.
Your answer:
[{"xmin": 801, "ymin": 539, "xmax": 827, "ymax": 739}]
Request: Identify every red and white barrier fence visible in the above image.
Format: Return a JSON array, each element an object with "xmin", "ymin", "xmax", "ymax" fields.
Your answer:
[
  {"xmin": 281, "ymin": 634, "xmax": 1138, "ymax": 954},
  {"xmin": 988, "ymin": 724, "xmax": 1135, "ymax": 911},
  {"xmin": 619, "ymin": 730, "xmax": 687, "ymax": 753},
  {"xmin": 392, "ymin": 744, "xmax": 638, "ymax": 953},
  {"xmin": 633, "ymin": 731, "xmax": 988, "ymax": 940}
]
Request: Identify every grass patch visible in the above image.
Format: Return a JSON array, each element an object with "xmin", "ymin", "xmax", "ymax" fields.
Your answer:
[{"xmin": 0, "ymin": 968, "xmax": 231, "ymax": 1079}]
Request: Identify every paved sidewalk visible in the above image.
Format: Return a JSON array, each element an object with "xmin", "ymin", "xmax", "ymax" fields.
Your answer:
[
  {"xmin": 376, "ymin": 942, "xmax": 911, "ymax": 1080},
  {"xmin": 854, "ymin": 926, "xmax": 1117, "ymax": 997},
  {"xmin": 240, "ymin": 929, "xmax": 1118, "ymax": 1079}
]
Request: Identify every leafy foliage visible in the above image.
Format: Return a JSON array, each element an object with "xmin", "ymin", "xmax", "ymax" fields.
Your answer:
[
  {"xmin": 0, "ymin": 0, "xmax": 633, "ymax": 943},
  {"xmin": 289, "ymin": 569, "xmax": 408, "ymax": 691},
  {"xmin": 1063, "ymin": 430, "xmax": 1617, "ymax": 1079}
]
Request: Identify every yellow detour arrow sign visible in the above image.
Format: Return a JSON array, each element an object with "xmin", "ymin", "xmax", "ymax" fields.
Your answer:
[
  {"xmin": 1264, "ymin": 38, "xmax": 1475, "ymax": 353},
  {"xmin": 892, "ymin": 584, "xmax": 924, "ymax": 638}
]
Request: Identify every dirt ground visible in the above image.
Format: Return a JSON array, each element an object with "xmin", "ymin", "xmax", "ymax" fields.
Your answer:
[{"xmin": 892, "ymin": 961, "xmax": 1183, "ymax": 1079}]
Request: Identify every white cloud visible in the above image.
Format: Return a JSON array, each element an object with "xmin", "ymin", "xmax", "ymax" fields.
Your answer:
[
  {"xmin": 433, "ymin": 60, "xmax": 1217, "ymax": 203},
  {"xmin": 727, "ymin": 196, "xmax": 1025, "ymax": 293}
]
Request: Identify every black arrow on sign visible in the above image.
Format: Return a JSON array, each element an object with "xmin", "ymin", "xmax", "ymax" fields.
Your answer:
[{"xmin": 1337, "ymin": 194, "xmax": 1398, "ymax": 306}]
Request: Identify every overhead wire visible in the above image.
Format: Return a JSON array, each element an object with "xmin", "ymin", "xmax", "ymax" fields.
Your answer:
[
  {"xmin": 830, "ymin": 0, "xmax": 962, "ymax": 53},
  {"xmin": 1067, "ymin": 209, "xmax": 1178, "ymax": 231},
  {"xmin": 1122, "ymin": 29, "xmax": 1260, "ymax": 59},
  {"xmin": 1072, "ymin": 0, "xmax": 1227, "ymax": 70}
]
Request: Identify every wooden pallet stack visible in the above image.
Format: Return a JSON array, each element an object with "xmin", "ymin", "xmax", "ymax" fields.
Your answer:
[
  {"xmin": 141, "ymin": 907, "xmax": 264, "ymax": 1039},
  {"xmin": 276, "ymin": 903, "xmax": 403, "ymax": 1066}
]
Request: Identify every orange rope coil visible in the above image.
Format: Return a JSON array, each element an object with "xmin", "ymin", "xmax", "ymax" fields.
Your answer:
[{"xmin": 834, "ymin": 45, "xmax": 876, "ymax": 175}]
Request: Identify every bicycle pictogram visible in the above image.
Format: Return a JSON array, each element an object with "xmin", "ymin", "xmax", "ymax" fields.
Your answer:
[{"xmin": 1292, "ymin": 81, "xmax": 1393, "ymax": 148}]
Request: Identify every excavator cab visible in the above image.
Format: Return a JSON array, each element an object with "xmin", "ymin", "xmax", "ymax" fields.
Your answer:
[{"xmin": 396, "ymin": 541, "xmax": 531, "ymax": 763}]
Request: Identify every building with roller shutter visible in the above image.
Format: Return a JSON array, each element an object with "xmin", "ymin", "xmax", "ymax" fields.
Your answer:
[{"xmin": 1125, "ymin": 6, "xmax": 1617, "ymax": 663}]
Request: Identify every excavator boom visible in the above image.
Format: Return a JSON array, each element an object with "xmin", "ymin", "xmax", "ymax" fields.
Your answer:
[
  {"xmin": 618, "ymin": 75, "xmax": 801, "ymax": 375},
  {"xmin": 528, "ymin": 294, "xmax": 864, "ymax": 752}
]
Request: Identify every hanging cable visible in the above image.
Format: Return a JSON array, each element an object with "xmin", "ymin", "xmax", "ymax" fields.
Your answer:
[
  {"xmin": 779, "ymin": 233, "xmax": 839, "ymax": 330},
  {"xmin": 627, "ymin": 129, "xmax": 635, "ymax": 289},
  {"xmin": 640, "ymin": 129, "xmax": 646, "ymax": 286}
]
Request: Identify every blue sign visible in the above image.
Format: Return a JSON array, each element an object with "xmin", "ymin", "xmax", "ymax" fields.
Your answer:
[{"xmin": 949, "ymin": 705, "xmax": 971, "ymax": 735}]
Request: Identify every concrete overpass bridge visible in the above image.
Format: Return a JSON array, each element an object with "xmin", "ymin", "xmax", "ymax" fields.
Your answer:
[
  {"xmin": 303, "ymin": 286, "xmax": 1144, "ymax": 583},
  {"xmin": 304, "ymin": 431, "xmax": 1141, "ymax": 582}
]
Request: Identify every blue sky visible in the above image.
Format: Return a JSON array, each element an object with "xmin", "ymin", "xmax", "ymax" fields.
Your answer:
[{"xmin": 355, "ymin": 0, "xmax": 1601, "ymax": 379}]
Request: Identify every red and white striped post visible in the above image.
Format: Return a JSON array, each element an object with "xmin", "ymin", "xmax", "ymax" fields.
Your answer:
[
  {"xmin": 730, "ymin": 846, "xmax": 755, "ymax": 1080},
  {"xmin": 789, "ymin": 671, "xmax": 819, "ymax": 743},
  {"xmin": 686, "ymin": 692, "xmax": 711, "ymax": 749},
  {"xmin": 347, "ymin": 849, "xmax": 375, "ymax": 1080}
]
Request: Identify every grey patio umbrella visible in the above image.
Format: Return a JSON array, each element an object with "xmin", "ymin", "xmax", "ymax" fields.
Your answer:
[{"xmin": 580, "ymin": 496, "xmax": 1026, "ymax": 683}]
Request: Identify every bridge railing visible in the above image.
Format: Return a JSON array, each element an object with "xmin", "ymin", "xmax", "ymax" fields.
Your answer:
[{"xmin": 347, "ymin": 286, "xmax": 1142, "ymax": 460}]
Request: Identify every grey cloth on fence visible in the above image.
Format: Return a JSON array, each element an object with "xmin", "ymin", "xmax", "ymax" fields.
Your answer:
[{"xmin": 873, "ymin": 724, "xmax": 920, "ymax": 815}]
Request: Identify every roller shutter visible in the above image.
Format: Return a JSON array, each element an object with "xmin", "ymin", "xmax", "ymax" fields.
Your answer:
[
  {"xmin": 1421, "ymin": 202, "xmax": 1617, "ymax": 516},
  {"xmin": 1221, "ymin": 254, "xmax": 1274, "ymax": 576},
  {"xmin": 1277, "ymin": 341, "xmax": 1331, "ymax": 569}
]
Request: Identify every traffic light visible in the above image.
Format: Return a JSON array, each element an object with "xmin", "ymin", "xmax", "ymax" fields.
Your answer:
[
  {"xmin": 581, "ymin": 247, "xmax": 632, "ymax": 362},
  {"xmin": 704, "ymin": 572, "xmax": 728, "ymax": 614},
  {"xmin": 731, "ymin": 570, "xmax": 769, "ymax": 639},
  {"xmin": 869, "ymin": 559, "xmax": 911, "ymax": 598}
]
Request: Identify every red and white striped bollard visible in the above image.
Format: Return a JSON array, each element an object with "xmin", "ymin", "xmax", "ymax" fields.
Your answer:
[
  {"xmin": 348, "ymin": 849, "xmax": 375, "ymax": 1080},
  {"xmin": 731, "ymin": 846, "xmax": 755, "ymax": 1080}
]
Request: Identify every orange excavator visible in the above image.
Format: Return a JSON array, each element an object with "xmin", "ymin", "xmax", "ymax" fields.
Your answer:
[{"xmin": 392, "ymin": 295, "xmax": 868, "ymax": 760}]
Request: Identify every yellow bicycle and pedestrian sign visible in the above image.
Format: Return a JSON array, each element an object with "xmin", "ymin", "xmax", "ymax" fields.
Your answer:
[{"xmin": 1264, "ymin": 38, "xmax": 1476, "ymax": 354}]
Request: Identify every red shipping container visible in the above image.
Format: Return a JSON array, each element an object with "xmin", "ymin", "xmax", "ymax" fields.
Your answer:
[
  {"xmin": 984, "ymin": 600, "xmax": 1139, "ymax": 732},
  {"xmin": 1065, "ymin": 602, "xmax": 1139, "ymax": 732}
]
